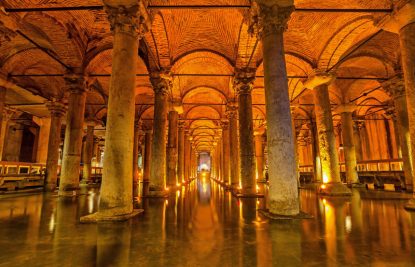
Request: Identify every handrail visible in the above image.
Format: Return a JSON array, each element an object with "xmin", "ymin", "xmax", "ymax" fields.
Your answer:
[{"xmin": 299, "ymin": 159, "xmax": 404, "ymax": 173}]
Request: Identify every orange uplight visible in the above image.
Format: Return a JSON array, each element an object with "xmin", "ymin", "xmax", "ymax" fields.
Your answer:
[
  {"xmin": 321, "ymin": 184, "xmax": 326, "ymax": 189},
  {"xmin": 165, "ymin": 187, "xmax": 170, "ymax": 191},
  {"xmin": 176, "ymin": 183, "xmax": 181, "ymax": 187}
]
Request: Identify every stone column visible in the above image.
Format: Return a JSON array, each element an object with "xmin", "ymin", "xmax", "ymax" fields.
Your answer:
[
  {"xmin": 44, "ymin": 101, "xmax": 66, "ymax": 191},
  {"xmin": 234, "ymin": 70, "xmax": 256, "ymax": 195},
  {"xmin": 336, "ymin": 104, "xmax": 359, "ymax": 185},
  {"xmin": 254, "ymin": 130, "xmax": 265, "ymax": 182},
  {"xmin": 227, "ymin": 103, "xmax": 240, "ymax": 189},
  {"xmin": 308, "ymin": 121, "xmax": 322, "ymax": 182},
  {"xmin": 142, "ymin": 129, "xmax": 152, "ymax": 195},
  {"xmin": 221, "ymin": 119, "xmax": 230, "ymax": 185},
  {"xmin": 184, "ymin": 131, "xmax": 191, "ymax": 182},
  {"xmin": 166, "ymin": 110, "xmax": 178, "ymax": 187},
  {"xmin": 132, "ymin": 121, "xmax": 141, "ymax": 200},
  {"xmin": 0, "ymin": 108, "xmax": 14, "ymax": 161},
  {"xmin": 35, "ymin": 117, "xmax": 51, "ymax": 164},
  {"xmin": 353, "ymin": 120, "xmax": 363, "ymax": 162},
  {"xmin": 59, "ymin": 73, "xmax": 87, "ymax": 196},
  {"xmin": 149, "ymin": 71, "xmax": 171, "ymax": 194},
  {"xmin": 249, "ymin": 3, "xmax": 300, "ymax": 214},
  {"xmin": 81, "ymin": 120, "xmax": 96, "ymax": 184},
  {"xmin": 81, "ymin": 3, "xmax": 150, "ymax": 222},
  {"xmin": 177, "ymin": 121, "xmax": 185, "ymax": 183},
  {"xmin": 305, "ymin": 72, "xmax": 351, "ymax": 195},
  {"xmin": 383, "ymin": 76, "xmax": 413, "ymax": 190}
]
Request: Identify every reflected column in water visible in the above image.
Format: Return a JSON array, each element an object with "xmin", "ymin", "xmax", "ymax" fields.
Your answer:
[{"xmin": 97, "ymin": 222, "xmax": 132, "ymax": 266}]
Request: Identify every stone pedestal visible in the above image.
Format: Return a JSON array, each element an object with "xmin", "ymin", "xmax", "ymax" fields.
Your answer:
[
  {"xmin": 221, "ymin": 120, "xmax": 230, "ymax": 184},
  {"xmin": 149, "ymin": 71, "xmax": 171, "ymax": 196},
  {"xmin": 235, "ymin": 70, "xmax": 256, "ymax": 195},
  {"xmin": 227, "ymin": 104, "xmax": 240, "ymax": 189},
  {"xmin": 250, "ymin": 3, "xmax": 301, "ymax": 214},
  {"xmin": 44, "ymin": 101, "xmax": 66, "ymax": 192},
  {"xmin": 305, "ymin": 72, "xmax": 351, "ymax": 196},
  {"xmin": 337, "ymin": 104, "xmax": 359, "ymax": 185},
  {"xmin": 81, "ymin": 3, "xmax": 150, "ymax": 221},
  {"xmin": 166, "ymin": 110, "xmax": 178, "ymax": 187},
  {"xmin": 59, "ymin": 74, "xmax": 87, "ymax": 196}
]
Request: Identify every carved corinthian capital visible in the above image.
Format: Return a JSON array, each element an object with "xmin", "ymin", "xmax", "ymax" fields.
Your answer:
[
  {"xmin": 234, "ymin": 68, "xmax": 256, "ymax": 95},
  {"xmin": 150, "ymin": 69, "xmax": 172, "ymax": 95},
  {"xmin": 248, "ymin": 3, "xmax": 294, "ymax": 38},
  {"xmin": 382, "ymin": 73, "xmax": 406, "ymax": 99},
  {"xmin": 105, "ymin": 2, "xmax": 151, "ymax": 38}
]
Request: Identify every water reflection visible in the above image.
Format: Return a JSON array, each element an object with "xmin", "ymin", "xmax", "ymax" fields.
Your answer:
[{"xmin": 0, "ymin": 179, "xmax": 415, "ymax": 266}]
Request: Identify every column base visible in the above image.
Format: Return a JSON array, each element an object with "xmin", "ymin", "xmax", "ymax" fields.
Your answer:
[
  {"xmin": 318, "ymin": 182, "xmax": 352, "ymax": 196},
  {"xmin": 259, "ymin": 209, "xmax": 313, "ymax": 220},
  {"xmin": 404, "ymin": 198, "xmax": 415, "ymax": 211},
  {"xmin": 44, "ymin": 184, "xmax": 57, "ymax": 192},
  {"xmin": 348, "ymin": 183, "xmax": 366, "ymax": 188},
  {"xmin": 142, "ymin": 190, "xmax": 169, "ymax": 198},
  {"xmin": 80, "ymin": 209, "xmax": 144, "ymax": 223}
]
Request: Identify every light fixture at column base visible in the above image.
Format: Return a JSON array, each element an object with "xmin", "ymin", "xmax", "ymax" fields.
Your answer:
[
  {"xmin": 80, "ymin": 209, "xmax": 144, "ymax": 223},
  {"xmin": 259, "ymin": 210, "xmax": 313, "ymax": 220},
  {"xmin": 318, "ymin": 182, "xmax": 352, "ymax": 196},
  {"xmin": 404, "ymin": 199, "xmax": 415, "ymax": 211},
  {"xmin": 142, "ymin": 190, "xmax": 169, "ymax": 198}
]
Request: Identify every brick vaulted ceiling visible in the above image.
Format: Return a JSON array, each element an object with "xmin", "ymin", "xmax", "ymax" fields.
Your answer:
[{"xmin": 0, "ymin": 0, "xmax": 401, "ymax": 151}]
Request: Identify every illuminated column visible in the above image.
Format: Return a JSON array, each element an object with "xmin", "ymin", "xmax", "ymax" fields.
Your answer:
[
  {"xmin": 81, "ymin": 119, "xmax": 97, "ymax": 184},
  {"xmin": 177, "ymin": 121, "xmax": 185, "ymax": 183},
  {"xmin": 184, "ymin": 131, "xmax": 191, "ymax": 182},
  {"xmin": 254, "ymin": 130, "xmax": 265, "ymax": 181},
  {"xmin": 81, "ymin": 2, "xmax": 150, "ymax": 221},
  {"xmin": 142, "ymin": 129, "xmax": 152, "ymax": 195},
  {"xmin": 35, "ymin": 117, "xmax": 51, "ymax": 164},
  {"xmin": 132, "ymin": 121, "xmax": 142, "ymax": 200},
  {"xmin": 336, "ymin": 104, "xmax": 359, "ymax": 185},
  {"xmin": 377, "ymin": 0, "xmax": 415, "ymax": 208},
  {"xmin": 227, "ymin": 104, "xmax": 239, "ymax": 188},
  {"xmin": 307, "ymin": 121, "xmax": 322, "ymax": 182},
  {"xmin": 353, "ymin": 121, "xmax": 363, "ymax": 162},
  {"xmin": 221, "ymin": 119, "xmax": 230, "ymax": 184},
  {"xmin": 44, "ymin": 101, "xmax": 66, "ymax": 192},
  {"xmin": 250, "ymin": 2, "xmax": 300, "ymax": 214},
  {"xmin": 383, "ymin": 76, "xmax": 413, "ymax": 190},
  {"xmin": 166, "ymin": 110, "xmax": 178, "ymax": 187},
  {"xmin": 234, "ymin": 69, "xmax": 256, "ymax": 195},
  {"xmin": 59, "ymin": 73, "xmax": 87, "ymax": 196},
  {"xmin": 305, "ymin": 71, "xmax": 351, "ymax": 195},
  {"xmin": 149, "ymin": 71, "xmax": 171, "ymax": 194}
]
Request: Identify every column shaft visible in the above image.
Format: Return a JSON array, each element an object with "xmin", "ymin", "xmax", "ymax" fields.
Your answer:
[
  {"xmin": 59, "ymin": 79, "xmax": 86, "ymax": 196},
  {"xmin": 341, "ymin": 112, "xmax": 359, "ymax": 184},
  {"xmin": 184, "ymin": 133, "xmax": 191, "ymax": 182},
  {"xmin": 166, "ymin": 110, "xmax": 178, "ymax": 187},
  {"xmin": 237, "ymin": 89, "xmax": 256, "ymax": 194},
  {"xmin": 143, "ymin": 130, "xmax": 152, "ymax": 195},
  {"xmin": 228, "ymin": 109, "xmax": 239, "ymax": 188},
  {"xmin": 254, "ymin": 133, "xmax": 264, "ymax": 181},
  {"xmin": 132, "ymin": 123, "xmax": 140, "ymax": 199},
  {"xmin": 82, "ymin": 124, "xmax": 94, "ymax": 184},
  {"xmin": 177, "ymin": 124, "xmax": 185, "ymax": 183},
  {"xmin": 222, "ymin": 122, "xmax": 230, "ymax": 184}
]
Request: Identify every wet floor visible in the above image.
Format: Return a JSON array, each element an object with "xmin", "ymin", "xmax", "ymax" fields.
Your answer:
[{"xmin": 1, "ymin": 176, "xmax": 415, "ymax": 267}]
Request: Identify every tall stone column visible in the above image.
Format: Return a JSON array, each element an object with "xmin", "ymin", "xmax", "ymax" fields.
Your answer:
[
  {"xmin": 35, "ymin": 117, "xmax": 51, "ymax": 164},
  {"xmin": 149, "ymin": 71, "xmax": 171, "ymax": 194},
  {"xmin": 81, "ymin": 2, "xmax": 150, "ymax": 222},
  {"xmin": 59, "ymin": 73, "xmax": 87, "ymax": 196},
  {"xmin": 132, "ymin": 121, "xmax": 142, "ymax": 200},
  {"xmin": 184, "ymin": 131, "xmax": 191, "ymax": 182},
  {"xmin": 336, "ymin": 104, "xmax": 359, "ymax": 185},
  {"xmin": 249, "ymin": 2, "xmax": 300, "ymax": 214},
  {"xmin": 177, "ymin": 121, "xmax": 185, "ymax": 183},
  {"xmin": 353, "ymin": 121, "xmax": 363, "ymax": 162},
  {"xmin": 81, "ymin": 120, "xmax": 96, "ymax": 184},
  {"xmin": 383, "ymin": 76, "xmax": 413, "ymax": 190},
  {"xmin": 221, "ymin": 119, "xmax": 230, "ymax": 185},
  {"xmin": 44, "ymin": 101, "xmax": 66, "ymax": 192},
  {"xmin": 0, "ymin": 108, "xmax": 14, "ymax": 161},
  {"xmin": 227, "ymin": 103, "xmax": 240, "ymax": 189},
  {"xmin": 307, "ymin": 121, "xmax": 322, "ymax": 182},
  {"xmin": 142, "ymin": 129, "xmax": 152, "ymax": 196},
  {"xmin": 166, "ymin": 110, "xmax": 178, "ymax": 187},
  {"xmin": 254, "ymin": 130, "xmax": 265, "ymax": 182},
  {"xmin": 234, "ymin": 69, "xmax": 256, "ymax": 195},
  {"xmin": 305, "ymin": 72, "xmax": 351, "ymax": 195}
]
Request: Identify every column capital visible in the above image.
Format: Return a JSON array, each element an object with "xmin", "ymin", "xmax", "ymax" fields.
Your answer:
[
  {"xmin": 248, "ymin": 2, "xmax": 294, "ymax": 38},
  {"xmin": 304, "ymin": 70, "xmax": 335, "ymax": 89},
  {"xmin": 104, "ymin": 1, "xmax": 151, "ymax": 38},
  {"xmin": 226, "ymin": 102, "xmax": 238, "ymax": 119},
  {"xmin": 375, "ymin": 0, "xmax": 415, "ymax": 33},
  {"xmin": 335, "ymin": 103, "xmax": 357, "ymax": 114},
  {"xmin": 64, "ymin": 73, "xmax": 87, "ymax": 94},
  {"xmin": 178, "ymin": 120, "xmax": 186, "ymax": 129},
  {"xmin": 384, "ymin": 106, "xmax": 398, "ymax": 120},
  {"xmin": 46, "ymin": 100, "xmax": 67, "ymax": 117},
  {"xmin": 0, "ymin": 8, "xmax": 18, "ymax": 46},
  {"xmin": 150, "ymin": 69, "xmax": 172, "ymax": 95},
  {"xmin": 382, "ymin": 74, "xmax": 406, "ymax": 98},
  {"xmin": 84, "ymin": 118, "xmax": 101, "ymax": 128},
  {"xmin": 220, "ymin": 119, "xmax": 229, "ymax": 130},
  {"xmin": 234, "ymin": 68, "xmax": 256, "ymax": 95}
]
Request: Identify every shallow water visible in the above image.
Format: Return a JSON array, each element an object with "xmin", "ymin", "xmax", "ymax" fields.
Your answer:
[{"xmin": 0, "ymin": 178, "xmax": 414, "ymax": 267}]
